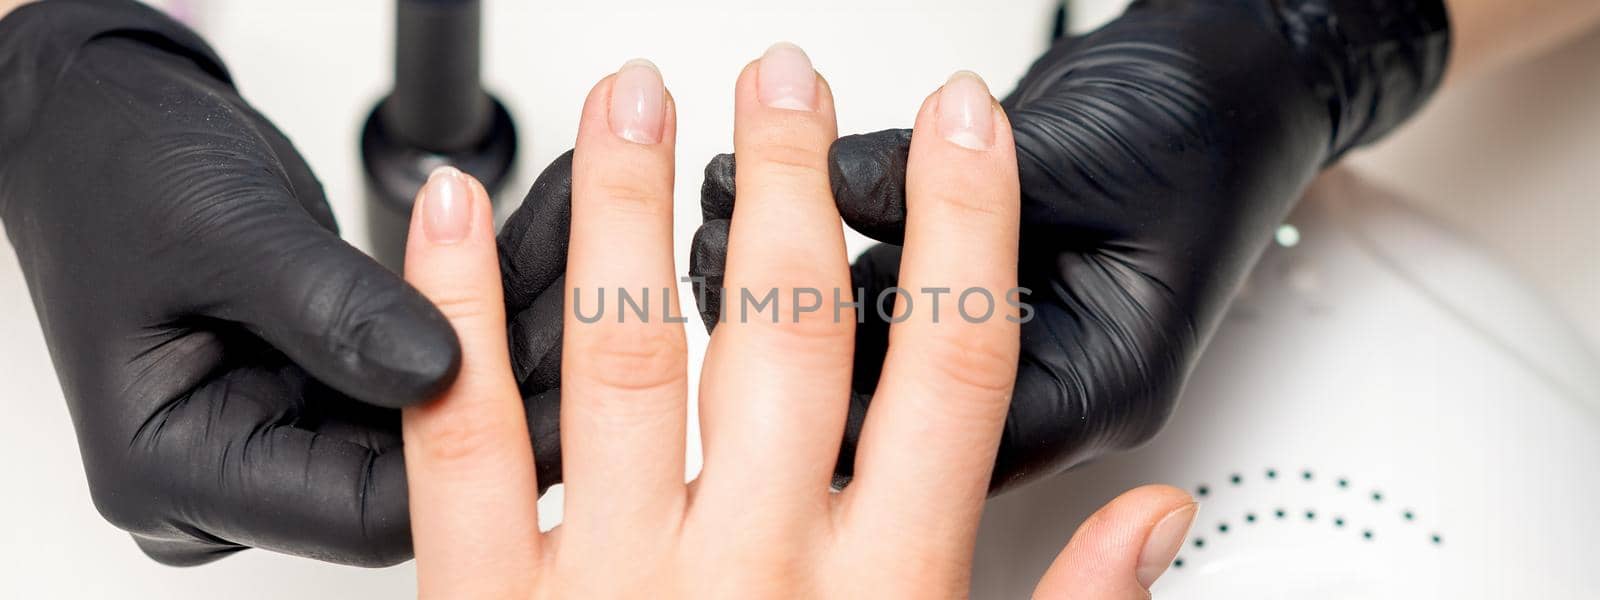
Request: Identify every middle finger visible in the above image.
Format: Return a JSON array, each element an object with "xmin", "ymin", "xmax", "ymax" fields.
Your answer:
[
  {"xmin": 695, "ymin": 43, "xmax": 853, "ymax": 516},
  {"xmin": 561, "ymin": 60, "xmax": 688, "ymax": 533}
]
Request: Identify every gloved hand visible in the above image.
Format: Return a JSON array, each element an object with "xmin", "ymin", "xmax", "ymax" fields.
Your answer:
[
  {"xmin": 0, "ymin": 0, "xmax": 461, "ymax": 566},
  {"xmin": 689, "ymin": 0, "xmax": 1450, "ymax": 491}
]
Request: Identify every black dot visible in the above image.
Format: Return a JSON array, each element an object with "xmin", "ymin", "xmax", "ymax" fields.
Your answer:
[
  {"xmin": 1274, "ymin": 509, "xmax": 1286, "ymax": 519},
  {"xmin": 1305, "ymin": 510, "xmax": 1316, "ymax": 521},
  {"xmin": 1431, "ymin": 534, "xmax": 1442, "ymax": 545},
  {"xmin": 1302, "ymin": 470, "xmax": 1314, "ymax": 481},
  {"xmin": 1372, "ymin": 491, "xmax": 1384, "ymax": 502},
  {"xmin": 1174, "ymin": 558, "xmax": 1185, "ymax": 568},
  {"xmin": 1338, "ymin": 478, "xmax": 1350, "ymax": 489},
  {"xmin": 1245, "ymin": 513, "xmax": 1257, "ymax": 523},
  {"xmin": 1403, "ymin": 510, "xmax": 1415, "ymax": 521},
  {"xmin": 1197, "ymin": 485, "xmax": 1210, "ymax": 497},
  {"xmin": 1230, "ymin": 473, "xmax": 1243, "ymax": 485},
  {"xmin": 1218, "ymin": 523, "xmax": 1230, "ymax": 534},
  {"xmin": 1334, "ymin": 517, "xmax": 1346, "ymax": 528},
  {"xmin": 1363, "ymin": 530, "xmax": 1375, "ymax": 540},
  {"xmin": 1194, "ymin": 538, "xmax": 1206, "ymax": 549},
  {"xmin": 1266, "ymin": 469, "xmax": 1278, "ymax": 479}
]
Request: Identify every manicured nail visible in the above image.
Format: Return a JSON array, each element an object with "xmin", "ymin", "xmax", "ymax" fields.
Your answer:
[
  {"xmin": 1136, "ymin": 502, "xmax": 1198, "ymax": 589},
  {"xmin": 757, "ymin": 42, "xmax": 817, "ymax": 111},
  {"xmin": 937, "ymin": 71, "xmax": 996, "ymax": 150},
  {"xmin": 421, "ymin": 166, "xmax": 471, "ymax": 244},
  {"xmin": 609, "ymin": 58, "xmax": 666, "ymax": 144}
]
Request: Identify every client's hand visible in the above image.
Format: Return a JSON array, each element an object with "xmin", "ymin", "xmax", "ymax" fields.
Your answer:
[
  {"xmin": 690, "ymin": 0, "xmax": 1451, "ymax": 493},
  {"xmin": 399, "ymin": 48, "xmax": 1195, "ymax": 598}
]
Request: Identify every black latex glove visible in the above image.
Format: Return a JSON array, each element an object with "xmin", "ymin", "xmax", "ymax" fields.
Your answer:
[
  {"xmin": 689, "ymin": 0, "xmax": 1450, "ymax": 492},
  {"xmin": 497, "ymin": 151, "xmax": 574, "ymax": 491},
  {"xmin": 0, "ymin": 0, "xmax": 461, "ymax": 566}
]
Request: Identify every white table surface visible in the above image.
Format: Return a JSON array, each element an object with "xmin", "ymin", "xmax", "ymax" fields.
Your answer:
[{"xmin": 1, "ymin": 1, "xmax": 1594, "ymax": 597}]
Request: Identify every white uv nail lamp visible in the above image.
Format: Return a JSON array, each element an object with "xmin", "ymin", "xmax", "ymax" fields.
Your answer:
[{"xmin": 968, "ymin": 168, "xmax": 1600, "ymax": 599}]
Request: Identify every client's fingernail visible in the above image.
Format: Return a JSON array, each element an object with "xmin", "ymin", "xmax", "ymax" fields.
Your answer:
[
  {"xmin": 758, "ymin": 42, "xmax": 817, "ymax": 111},
  {"xmin": 421, "ymin": 166, "xmax": 472, "ymax": 244},
  {"xmin": 1136, "ymin": 502, "xmax": 1198, "ymax": 589},
  {"xmin": 609, "ymin": 58, "xmax": 666, "ymax": 144},
  {"xmin": 937, "ymin": 71, "xmax": 996, "ymax": 150}
]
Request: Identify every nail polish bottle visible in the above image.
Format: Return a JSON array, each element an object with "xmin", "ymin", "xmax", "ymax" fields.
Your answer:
[{"xmin": 360, "ymin": 0, "xmax": 517, "ymax": 271}]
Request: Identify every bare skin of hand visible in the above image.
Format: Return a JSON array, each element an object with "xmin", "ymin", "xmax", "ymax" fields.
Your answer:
[
  {"xmin": 0, "ymin": 1, "xmax": 27, "ymax": 19},
  {"xmin": 399, "ymin": 44, "xmax": 1195, "ymax": 599},
  {"xmin": 1444, "ymin": 0, "xmax": 1600, "ymax": 83}
]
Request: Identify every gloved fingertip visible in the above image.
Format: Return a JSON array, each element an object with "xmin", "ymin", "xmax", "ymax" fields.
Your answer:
[
  {"xmin": 498, "ymin": 150, "xmax": 575, "ymax": 312},
  {"xmin": 700, "ymin": 153, "xmax": 736, "ymax": 220},
  {"xmin": 689, "ymin": 219, "xmax": 730, "ymax": 276},
  {"xmin": 689, "ymin": 219, "xmax": 730, "ymax": 332},
  {"xmin": 348, "ymin": 304, "xmax": 462, "ymax": 408},
  {"xmin": 828, "ymin": 129, "xmax": 913, "ymax": 244}
]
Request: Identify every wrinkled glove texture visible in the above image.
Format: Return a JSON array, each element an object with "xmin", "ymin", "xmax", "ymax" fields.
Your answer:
[
  {"xmin": 0, "ymin": 0, "xmax": 465, "ymax": 566},
  {"xmin": 1, "ymin": 0, "xmax": 1451, "ymax": 569},
  {"xmin": 682, "ymin": 0, "xmax": 1450, "ymax": 491},
  {"xmin": 0, "ymin": 0, "xmax": 586, "ymax": 567}
]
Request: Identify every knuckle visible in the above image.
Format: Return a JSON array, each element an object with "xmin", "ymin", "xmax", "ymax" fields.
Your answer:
[
  {"xmin": 928, "ymin": 190, "xmax": 1008, "ymax": 220},
  {"xmin": 915, "ymin": 162, "xmax": 1016, "ymax": 221},
  {"xmin": 412, "ymin": 407, "xmax": 512, "ymax": 464},
  {"xmin": 746, "ymin": 136, "xmax": 830, "ymax": 179},
  {"xmin": 780, "ymin": 298, "xmax": 855, "ymax": 343},
  {"xmin": 720, "ymin": 285, "xmax": 854, "ymax": 347},
  {"xmin": 590, "ymin": 179, "xmax": 670, "ymax": 216},
  {"xmin": 567, "ymin": 324, "xmax": 688, "ymax": 393},
  {"xmin": 426, "ymin": 290, "xmax": 497, "ymax": 324},
  {"xmin": 727, "ymin": 316, "xmax": 855, "ymax": 367},
  {"xmin": 918, "ymin": 331, "xmax": 1018, "ymax": 399}
]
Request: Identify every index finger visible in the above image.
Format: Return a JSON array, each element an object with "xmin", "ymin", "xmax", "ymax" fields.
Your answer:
[{"xmin": 402, "ymin": 168, "xmax": 541, "ymax": 597}]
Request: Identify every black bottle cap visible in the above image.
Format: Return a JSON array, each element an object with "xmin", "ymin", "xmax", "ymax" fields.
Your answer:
[{"xmin": 381, "ymin": 0, "xmax": 492, "ymax": 152}]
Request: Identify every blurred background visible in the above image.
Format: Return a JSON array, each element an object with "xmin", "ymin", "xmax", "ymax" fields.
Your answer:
[{"xmin": 0, "ymin": 0, "xmax": 1594, "ymax": 597}]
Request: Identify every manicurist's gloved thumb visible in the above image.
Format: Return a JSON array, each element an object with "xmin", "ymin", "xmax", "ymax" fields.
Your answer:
[{"xmin": 197, "ymin": 206, "xmax": 461, "ymax": 409}]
